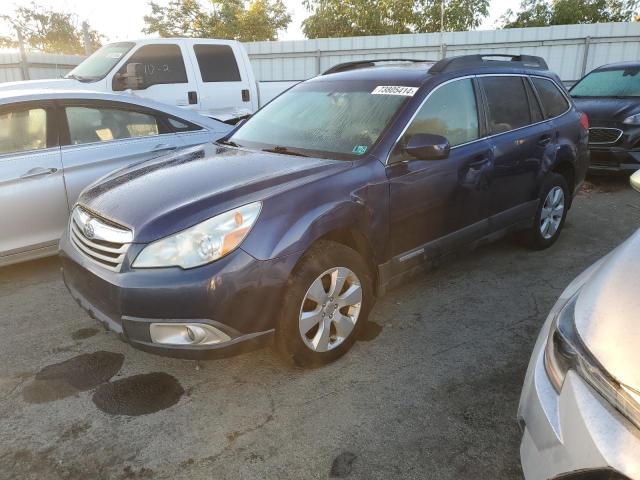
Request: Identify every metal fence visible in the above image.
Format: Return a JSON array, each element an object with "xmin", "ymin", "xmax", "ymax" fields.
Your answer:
[
  {"xmin": 245, "ymin": 22, "xmax": 640, "ymax": 84},
  {"xmin": 0, "ymin": 51, "xmax": 82, "ymax": 83},
  {"xmin": 1, "ymin": 22, "xmax": 639, "ymax": 84}
]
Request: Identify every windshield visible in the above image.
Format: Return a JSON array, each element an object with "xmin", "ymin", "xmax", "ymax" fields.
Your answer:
[
  {"xmin": 571, "ymin": 66, "xmax": 640, "ymax": 98},
  {"xmin": 65, "ymin": 42, "xmax": 135, "ymax": 82},
  {"xmin": 229, "ymin": 80, "xmax": 412, "ymax": 159}
]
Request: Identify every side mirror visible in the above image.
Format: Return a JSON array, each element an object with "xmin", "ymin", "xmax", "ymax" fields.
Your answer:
[
  {"xmin": 631, "ymin": 170, "xmax": 640, "ymax": 193},
  {"xmin": 114, "ymin": 63, "xmax": 144, "ymax": 91},
  {"xmin": 404, "ymin": 134, "xmax": 450, "ymax": 160}
]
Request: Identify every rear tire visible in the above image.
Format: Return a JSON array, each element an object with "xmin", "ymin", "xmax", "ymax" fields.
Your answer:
[
  {"xmin": 275, "ymin": 241, "xmax": 373, "ymax": 368},
  {"xmin": 522, "ymin": 173, "xmax": 569, "ymax": 250}
]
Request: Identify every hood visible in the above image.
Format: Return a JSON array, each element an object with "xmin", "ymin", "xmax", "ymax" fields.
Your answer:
[
  {"xmin": 78, "ymin": 143, "xmax": 350, "ymax": 243},
  {"xmin": 572, "ymin": 96, "xmax": 640, "ymax": 124},
  {"xmin": 574, "ymin": 229, "xmax": 640, "ymax": 391},
  {"xmin": 0, "ymin": 78, "xmax": 86, "ymax": 92}
]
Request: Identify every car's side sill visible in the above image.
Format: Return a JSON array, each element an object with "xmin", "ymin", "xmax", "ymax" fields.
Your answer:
[
  {"xmin": 377, "ymin": 216, "xmax": 533, "ymax": 296},
  {"xmin": 0, "ymin": 242, "xmax": 59, "ymax": 268}
]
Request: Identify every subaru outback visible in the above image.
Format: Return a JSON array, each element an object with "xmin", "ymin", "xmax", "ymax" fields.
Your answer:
[{"xmin": 60, "ymin": 54, "xmax": 589, "ymax": 367}]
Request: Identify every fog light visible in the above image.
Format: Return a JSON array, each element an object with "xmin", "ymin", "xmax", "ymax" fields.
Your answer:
[{"xmin": 150, "ymin": 323, "xmax": 231, "ymax": 346}]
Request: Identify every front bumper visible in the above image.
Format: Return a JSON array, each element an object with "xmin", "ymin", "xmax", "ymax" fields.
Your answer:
[
  {"xmin": 589, "ymin": 148, "xmax": 640, "ymax": 173},
  {"xmin": 518, "ymin": 306, "xmax": 640, "ymax": 479},
  {"xmin": 588, "ymin": 124, "xmax": 640, "ymax": 172},
  {"xmin": 60, "ymin": 231, "xmax": 299, "ymax": 359}
]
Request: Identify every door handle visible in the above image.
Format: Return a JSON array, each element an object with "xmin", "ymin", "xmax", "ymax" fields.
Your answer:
[
  {"xmin": 152, "ymin": 144, "xmax": 178, "ymax": 152},
  {"xmin": 537, "ymin": 135, "xmax": 552, "ymax": 147},
  {"xmin": 20, "ymin": 167, "xmax": 57, "ymax": 179}
]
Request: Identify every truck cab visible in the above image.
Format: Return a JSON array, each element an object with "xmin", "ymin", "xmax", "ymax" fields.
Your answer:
[{"xmin": 0, "ymin": 39, "xmax": 296, "ymax": 122}]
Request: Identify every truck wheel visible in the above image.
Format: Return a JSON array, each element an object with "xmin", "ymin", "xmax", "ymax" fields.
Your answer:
[
  {"xmin": 523, "ymin": 173, "xmax": 569, "ymax": 250},
  {"xmin": 275, "ymin": 240, "xmax": 373, "ymax": 367}
]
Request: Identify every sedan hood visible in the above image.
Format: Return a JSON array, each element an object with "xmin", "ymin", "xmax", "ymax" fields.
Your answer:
[
  {"xmin": 78, "ymin": 143, "xmax": 350, "ymax": 242},
  {"xmin": 572, "ymin": 97, "xmax": 640, "ymax": 124},
  {"xmin": 575, "ymin": 229, "xmax": 640, "ymax": 391}
]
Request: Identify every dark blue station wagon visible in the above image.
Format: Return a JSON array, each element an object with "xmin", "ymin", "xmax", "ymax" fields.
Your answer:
[{"xmin": 60, "ymin": 54, "xmax": 589, "ymax": 367}]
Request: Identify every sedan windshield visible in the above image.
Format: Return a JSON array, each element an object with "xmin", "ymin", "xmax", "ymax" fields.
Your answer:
[
  {"xmin": 571, "ymin": 66, "xmax": 640, "ymax": 97},
  {"xmin": 65, "ymin": 42, "xmax": 135, "ymax": 82},
  {"xmin": 229, "ymin": 80, "xmax": 412, "ymax": 159}
]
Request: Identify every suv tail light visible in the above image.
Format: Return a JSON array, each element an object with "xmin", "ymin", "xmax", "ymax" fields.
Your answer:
[{"xmin": 579, "ymin": 112, "xmax": 589, "ymax": 130}]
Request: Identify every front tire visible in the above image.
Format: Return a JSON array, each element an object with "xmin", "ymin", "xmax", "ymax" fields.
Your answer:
[
  {"xmin": 275, "ymin": 241, "xmax": 373, "ymax": 367},
  {"xmin": 523, "ymin": 173, "xmax": 569, "ymax": 250}
]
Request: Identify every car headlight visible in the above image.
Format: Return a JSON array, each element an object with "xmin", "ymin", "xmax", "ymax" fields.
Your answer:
[
  {"xmin": 623, "ymin": 113, "xmax": 640, "ymax": 125},
  {"xmin": 544, "ymin": 290, "xmax": 640, "ymax": 430},
  {"xmin": 132, "ymin": 201, "xmax": 261, "ymax": 269}
]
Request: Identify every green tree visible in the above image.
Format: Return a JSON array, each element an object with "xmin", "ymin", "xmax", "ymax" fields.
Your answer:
[
  {"xmin": 0, "ymin": 2, "xmax": 102, "ymax": 54},
  {"xmin": 301, "ymin": 0, "xmax": 490, "ymax": 38},
  {"xmin": 501, "ymin": 0, "xmax": 639, "ymax": 28},
  {"xmin": 143, "ymin": 0, "xmax": 291, "ymax": 41}
]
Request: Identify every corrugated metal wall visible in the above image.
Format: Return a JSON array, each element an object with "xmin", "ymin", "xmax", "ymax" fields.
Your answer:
[
  {"xmin": 245, "ymin": 22, "xmax": 640, "ymax": 83},
  {"xmin": 0, "ymin": 52, "xmax": 81, "ymax": 83},
  {"xmin": 0, "ymin": 22, "xmax": 638, "ymax": 84}
]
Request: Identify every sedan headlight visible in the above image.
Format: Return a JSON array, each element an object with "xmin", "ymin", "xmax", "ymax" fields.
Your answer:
[
  {"xmin": 623, "ymin": 113, "xmax": 640, "ymax": 125},
  {"xmin": 132, "ymin": 201, "xmax": 261, "ymax": 269},
  {"xmin": 544, "ymin": 290, "xmax": 640, "ymax": 430}
]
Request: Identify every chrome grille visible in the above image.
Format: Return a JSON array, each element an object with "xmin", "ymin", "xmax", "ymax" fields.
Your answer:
[
  {"xmin": 70, "ymin": 207, "xmax": 133, "ymax": 272},
  {"xmin": 589, "ymin": 127, "xmax": 623, "ymax": 145}
]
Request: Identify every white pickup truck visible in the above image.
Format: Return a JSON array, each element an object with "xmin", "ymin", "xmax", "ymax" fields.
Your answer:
[{"xmin": 0, "ymin": 38, "xmax": 298, "ymax": 122}]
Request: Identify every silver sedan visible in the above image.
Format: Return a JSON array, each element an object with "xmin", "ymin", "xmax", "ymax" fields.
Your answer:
[
  {"xmin": 518, "ymin": 173, "xmax": 640, "ymax": 479},
  {"xmin": 0, "ymin": 89, "xmax": 232, "ymax": 266}
]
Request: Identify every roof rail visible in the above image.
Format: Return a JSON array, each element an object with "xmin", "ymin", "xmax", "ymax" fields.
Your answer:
[
  {"xmin": 322, "ymin": 59, "xmax": 434, "ymax": 75},
  {"xmin": 429, "ymin": 54, "xmax": 549, "ymax": 74}
]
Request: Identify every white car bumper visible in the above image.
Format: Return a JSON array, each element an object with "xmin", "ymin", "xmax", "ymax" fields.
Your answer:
[{"xmin": 518, "ymin": 272, "xmax": 640, "ymax": 479}]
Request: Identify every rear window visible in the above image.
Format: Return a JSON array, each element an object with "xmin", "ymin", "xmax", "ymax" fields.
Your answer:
[
  {"xmin": 193, "ymin": 44, "xmax": 241, "ymax": 82},
  {"xmin": 532, "ymin": 77, "xmax": 570, "ymax": 118},
  {"xmin": 479, "ymin": 76, "xmax": 531, "ymax": 134}
]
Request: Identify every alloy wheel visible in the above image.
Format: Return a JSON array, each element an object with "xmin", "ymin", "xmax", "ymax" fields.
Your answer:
[
  {"xmin": 540, "ymin": 186, "xmax": 565, "ymax": 240},
  {"xmin": 298, "ymin": 267, "xmax": 363, "ymax": 352}
]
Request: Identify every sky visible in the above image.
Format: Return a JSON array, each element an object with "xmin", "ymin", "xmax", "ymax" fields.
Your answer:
[{"xmin": 0, "ymin": 0, "xmax": 515, "ymax": 43}]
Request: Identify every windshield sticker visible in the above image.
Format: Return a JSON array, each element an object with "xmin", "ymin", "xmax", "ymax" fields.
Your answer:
[
  {"xmin": 106, "ymin": 52, "xmax": 124, "ymax": 59},
  {"xmin": 372, "ymin": 86, "xmax": 418, "ymax": 96},
  {"xmin": 352, "ymin": 145, "xmax": 368, "ymax": 155}
]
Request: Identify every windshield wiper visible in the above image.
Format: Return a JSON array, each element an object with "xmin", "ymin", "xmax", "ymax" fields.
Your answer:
[
  {"xmin": 65, "ymin": 73, "xmax": 93, "ymax": 82},
  {"xmin": 262, "ymin": 146, "xmax": 310, "ymax": 157},
  {"xmin": 217, "ymin": 139, "xmax": 242, "ymax": 148}
]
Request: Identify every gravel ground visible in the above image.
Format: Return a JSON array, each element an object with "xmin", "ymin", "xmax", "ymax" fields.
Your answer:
[{"xmin": 1, "ymin": 176, "xmax": 638, "ymax": 480}]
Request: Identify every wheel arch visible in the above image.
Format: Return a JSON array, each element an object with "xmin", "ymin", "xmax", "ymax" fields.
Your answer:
[
  {"xmin": 315, "ymin": 227, "xmax": 380, "ymax": 295},
  {"xmin": 551, "ymin": 158, "xmax": 576, "ymax": 206}
]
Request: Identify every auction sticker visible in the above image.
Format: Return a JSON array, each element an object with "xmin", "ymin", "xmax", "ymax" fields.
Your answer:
[{"xmin": 372, "ymin": 86, "xmax": 418, "ymax": 96}]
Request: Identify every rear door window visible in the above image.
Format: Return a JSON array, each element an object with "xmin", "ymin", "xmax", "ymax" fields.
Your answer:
[
  {"xmin": 532, "ymin": 77, "xmax": 570, "ymax": 118},
  {"xmin": 117, "ymin": 44, "xmax": 188, "ymax": 88},
  {"xmin": 479, "ymin": 76, "xmax": 531, "ymax": 134},
  {"xmin": 65, "ymin": 106, "xmax": 162, "ymax": 145},
  {"xmin": 193, "ymin": 44, "xmax": 241, "ymax": 82},
  {"xmin": 524, "ymin": 79, "xmax": 544, "ymax": 123}
]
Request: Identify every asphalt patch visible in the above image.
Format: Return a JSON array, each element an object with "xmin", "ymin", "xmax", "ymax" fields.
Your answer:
[
  {"xmin": 22, "ymin": 351, "xmax": 124, "ymax": 404},
  {"xmin": 355, "ymin": 321, "xmax": 383, "ymax": 341},
  {"xmin": 92, "ymin": 372, "xmax": 184, "ymax": 416},
  {"xmin": 330, "ymin": 451, "xmax": 357, "ymax": 478},
  {"xmin": 71, "ymin": 327, "xmax": 100, "ymax": 341}
]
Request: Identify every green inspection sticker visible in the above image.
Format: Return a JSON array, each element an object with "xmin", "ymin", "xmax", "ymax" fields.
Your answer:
[{"xmin": 352, "ymin": 145, "xmax": 368, "ymax": 155}]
